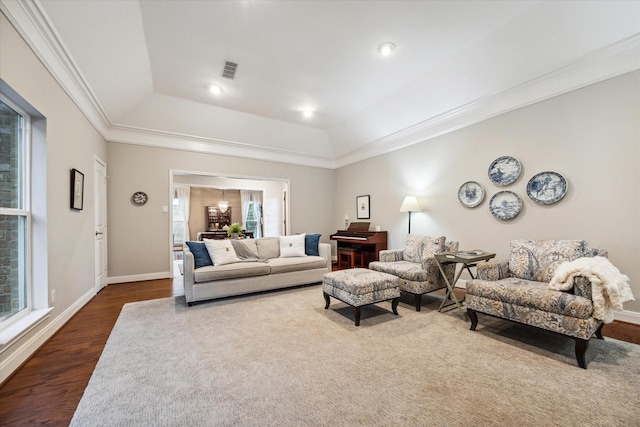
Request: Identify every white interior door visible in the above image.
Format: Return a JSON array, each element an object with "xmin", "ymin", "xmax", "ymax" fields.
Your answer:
[{"xmin": 94, "ymin": 157, "xmax": 108, "ymax": 292}]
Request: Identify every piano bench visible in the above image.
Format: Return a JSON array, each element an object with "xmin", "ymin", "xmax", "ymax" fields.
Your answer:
[{"xmin": 338, "ymin": 248, "xmax": 364, "ymax": 269}]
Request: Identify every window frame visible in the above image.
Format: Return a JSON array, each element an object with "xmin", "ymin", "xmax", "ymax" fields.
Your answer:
[{"xmin": 0, "ymin": 94, "xmax": 33, "ymax": 329}]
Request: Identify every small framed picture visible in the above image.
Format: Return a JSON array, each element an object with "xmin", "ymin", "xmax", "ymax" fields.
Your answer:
[
  {"xmin": 70, "ymin": 168, "xmax": 84, "ymax": 210},
  {"xmin": 356, "ymin": 195, "xmax": 370, "ymax": 219}
]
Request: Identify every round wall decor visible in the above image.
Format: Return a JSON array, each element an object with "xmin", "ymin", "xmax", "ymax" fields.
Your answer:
[
  {"xmin": 131, "ymin": 191, "xmax": 148, "ymax": 205},
  {"xmin": 458, "ymin": 181, "xmax": 485, "ymax": 208},
  {"xmin": 489, "ymin": 190, "xmax": 522, "ymax": 220},
  {"xmin": 526, "ymin": 171, "xmax": 567, "ymax": 204},
  {"xmin": 488, "ymin": 156, "xmax": 521, "ymax": 186}
]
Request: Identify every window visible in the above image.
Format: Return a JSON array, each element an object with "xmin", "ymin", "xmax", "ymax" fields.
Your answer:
[
  {"xmin": 172, "ymin": 195, "xmax": 185, "ymax": 245},
  {"xmin": 0, "ymin": 97, "xmax": 30, "ymax": 326},
  {"xmin": 245, "ymin": 201, "xmax": 258, "ymax": 237}
]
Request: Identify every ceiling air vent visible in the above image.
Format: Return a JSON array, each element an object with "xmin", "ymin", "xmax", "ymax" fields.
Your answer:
[{"xmin": 222, "ymin": 61, "xmax": 238, "ymax": 80}]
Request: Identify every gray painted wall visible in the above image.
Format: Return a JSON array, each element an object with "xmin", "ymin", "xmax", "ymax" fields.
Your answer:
[
  {"xmin": 335, "ymin": 71, "xmax": 640, "ymax": 314},
  {"xmin": 106, "ymin": 143, "xmax": 335, "ymax": 278},
  {"xmin": 1, "ymin": 13, "xmax": 108, "ymax": 379}
]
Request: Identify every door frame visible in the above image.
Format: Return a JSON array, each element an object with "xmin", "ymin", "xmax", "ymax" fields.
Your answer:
[{"xmin": 94, "ymin": 156, "xmax": 108, "ymax": 292}]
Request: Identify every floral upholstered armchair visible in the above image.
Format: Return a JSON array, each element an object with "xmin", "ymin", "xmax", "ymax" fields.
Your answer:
[
  {"xmin": 369, "ymin": 235, "xmax": 459, "ymax": 311},
  {"xmin": 465, "ymin": 239, "xmax": 611, "ymax": 369}
]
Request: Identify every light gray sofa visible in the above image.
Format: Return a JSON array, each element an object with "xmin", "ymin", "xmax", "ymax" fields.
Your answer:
[{"xmin": 183, "ymin": 237, "xmax": 330, "ymax": 305}]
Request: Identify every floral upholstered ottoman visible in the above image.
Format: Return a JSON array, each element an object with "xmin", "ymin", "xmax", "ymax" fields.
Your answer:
[{"xmin": 323, "ymin": 268, "xmax": 401, "ymax": 326}]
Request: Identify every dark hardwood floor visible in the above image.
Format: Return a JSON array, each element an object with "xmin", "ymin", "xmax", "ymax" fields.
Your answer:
[
  {"xmin": 0, "ymin": 276, "xmax": 638, "ymax": 426},
  {"xmin": 0, "ymin": 279, "xmax": 175, "ymax": 426}
]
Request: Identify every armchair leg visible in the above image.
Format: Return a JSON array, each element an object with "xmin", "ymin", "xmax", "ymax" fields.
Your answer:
[
  {"xmin": 414, "ymin": 294, "xmax": 422, "ymax": 312},
  {"xmin": 574, "ymin": 338, "xmax": 589, "ymax": 369},
  {"xmin": 595, "ymin": 323, "xmax": 604, "ymax": 340},
  {"xmin": 467, "ymin": 308, "xmax": 478, "ymax": 331}
]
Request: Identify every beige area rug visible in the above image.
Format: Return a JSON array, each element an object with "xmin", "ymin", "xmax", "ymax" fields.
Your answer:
[{"xmin": 71, "ymin": 285, "xmax": 640, "ymax": 426}]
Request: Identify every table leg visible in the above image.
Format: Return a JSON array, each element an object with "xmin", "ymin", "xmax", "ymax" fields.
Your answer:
[{"xmin": 437, "ymin": 261, "xmax": 467, "ymax": 318}]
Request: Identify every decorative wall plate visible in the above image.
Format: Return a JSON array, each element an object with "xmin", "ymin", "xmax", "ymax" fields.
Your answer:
[
  {"xmin": 526, "ymin": 171, "xmax": 567, "ymax": 204},
  {"xmin": 489, "ymin": 191, "xmax": 522, "ymax": 220},
  {"xmin": 458, "ymin": 181, "xmax": 485, "ymax": 208},
  {"xmin": 132, "ymin": 191, "xmax": 148, "ymax": 205},
  {"xmin": 488, "ymin": 156, "xmax": 521, "ymax": 186}
]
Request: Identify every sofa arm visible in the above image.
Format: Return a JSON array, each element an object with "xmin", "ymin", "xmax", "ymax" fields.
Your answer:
[
  {"xmin": 379, "ymin": 249, "xmax": 404, "ymax": 262},
  {"xmin": 476, "ymin": 260, "xmax": 510, "ymax": 280},
  {"xmin": 182, "ymin": 244, "xmax": 195, "ymax": 303},
  {"xmin": 318, "ymin": 243, "xmax": 331, "ymax": 271},
  {"xmin": 422, "ymin": 256, "xmax": 455, "ymax": 286}
]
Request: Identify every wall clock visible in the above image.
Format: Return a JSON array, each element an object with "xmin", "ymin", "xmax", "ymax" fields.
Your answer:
[{"xmin": 132, "ymin": 191, "xmax": 148, "ymax": 205}]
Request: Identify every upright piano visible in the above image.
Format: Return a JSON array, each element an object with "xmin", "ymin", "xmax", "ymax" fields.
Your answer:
[{"xmin": 330, "ymin": 222, "xmax": 387, "ymax": 265}]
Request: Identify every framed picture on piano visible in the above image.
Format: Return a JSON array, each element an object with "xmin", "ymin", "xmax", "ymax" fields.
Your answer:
[{"xmin": 356, "ymin": 195, "xmax": 370, "ymax": 219}]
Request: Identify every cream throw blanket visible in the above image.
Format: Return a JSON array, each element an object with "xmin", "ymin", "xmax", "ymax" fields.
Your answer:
[{"xmin": 549, "ymin": 256, "xmax": 634, "ymax": 323}]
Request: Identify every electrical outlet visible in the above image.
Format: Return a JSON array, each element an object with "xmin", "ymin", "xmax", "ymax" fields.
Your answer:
[{"xmin": 51, "ymin": 289, "xmax": 56, "ymax": 305}]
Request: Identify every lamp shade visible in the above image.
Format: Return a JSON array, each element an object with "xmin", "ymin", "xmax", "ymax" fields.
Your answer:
[{"xmin": 399, "ymin": 196, "xmax": 421, "ymax": 212}]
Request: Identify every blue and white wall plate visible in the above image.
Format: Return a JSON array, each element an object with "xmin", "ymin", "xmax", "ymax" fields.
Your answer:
[
  {"xmin": 488, "ymin": 156, "xmax": 521, "ymax": 186},
  {"xmin": 526, "ymin": 171, "xmax": 567, "ymax": 204},
  {"xmin": 489, "ymin": 191, "xmax": 522, "ymax": 220},
  {"xmin": 458, "ymin": 181, "xmax": 485, "ymax": 208}
]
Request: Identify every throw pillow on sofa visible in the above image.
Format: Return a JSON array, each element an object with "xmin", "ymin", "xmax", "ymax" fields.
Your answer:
[
  {"xmin": 185, "ymin": 241, "xmax": 213, "ymax": 269},
  {"xmin": 305, "ymin": 233, "xmax": 321, "ymax": 256},
  {"xmin": 280, "ymin": 234, "xmax": 306, "ymax": 257},
  {"xmin": 204, "ymin": 239, "xmax": 240, "ymax": 266}
]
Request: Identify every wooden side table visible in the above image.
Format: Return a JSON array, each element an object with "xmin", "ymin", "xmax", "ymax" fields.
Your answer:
[{"xmin": 434, "ymin": 250, "xmax": 495, "ymax": 317}]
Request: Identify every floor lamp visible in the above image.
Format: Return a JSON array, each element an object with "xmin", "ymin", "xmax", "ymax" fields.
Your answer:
[{"xmin": 399, "ymin": 196, "xmax": 421, "ymax": 234}]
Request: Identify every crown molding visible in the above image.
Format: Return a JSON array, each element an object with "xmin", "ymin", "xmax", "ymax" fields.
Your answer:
[
  {"xmin": 335, "ymin": 34, "xmax": 640, "ymax": 168},
  {"xmin": 107, "ymin": 125, "xmax": 336, "ymax": 169},
  {"xmin": 1, "ymin": 0, "xmax": 112, "ymax": 135},
  {"xmin": 4, "ymin": 1, "xmax": 638, "ymax": 171},
  {"xmin": 1, "ymin": 0, "xmax": 337, "ymax": 169}
]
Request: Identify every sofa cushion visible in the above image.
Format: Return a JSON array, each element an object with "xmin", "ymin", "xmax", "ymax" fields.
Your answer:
[
  {"xmin": 204, "ymin": 239, "xmax": 240, "ymax": 266},
  {"xmin": 256, "ymin": 238, "xmax": 280, "ymax": 259},
  {"xmin": 466, "ymin": 277, "xmax": 594, "ymax": 319},
  {"xmin": 185, "ymin": 241, "xmax": 213, "ymax": 269},
  {"xmin": 193, "ymin": 262, "xmax": 270, "ymax": 282},
  {"xmin": 305, "ymin": 233, "xmax": 321, "ymax": 256},
  {"xmin": 234, "ymin": 239, "xmax": 259, "ymax": 258},
  {"xmin": 279, "ymin": 234, "xmax": 306, "ymax": 257},
  {"xmin": 267, "ymin": 256, "xmax": 327, "ymax": 274},
  {"xmin": 509, "ymin": 239, "xmax": 589, "ymax": 281},
  {"xmin": 369, "ymin": 261, "xmax": 434, "ymax": 283}
]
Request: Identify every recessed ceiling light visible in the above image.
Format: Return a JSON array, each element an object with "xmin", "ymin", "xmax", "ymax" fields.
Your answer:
[
  {"xmin": 209, "ymin": 85, "xmax": 223, "ymax": 94},
  {"xmin": 302, "ymin": 110, "xmax": 314, "ymax": 118},
  {"xmin": 377, "ymin": 42, "xmax": 395, "ymax": 56}
]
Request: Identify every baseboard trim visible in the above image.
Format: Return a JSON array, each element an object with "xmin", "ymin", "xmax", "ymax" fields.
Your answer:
[
  {"xmin": 108, "ymin": 271, "xmax": 172, "ymax": 284},
  {"xmin": 0, "ymin": 288, "xmax": 95, "ymax": 385},
  {"xmin": 614, "ymin": 310, "xmax": 640, "ymax": 325}
]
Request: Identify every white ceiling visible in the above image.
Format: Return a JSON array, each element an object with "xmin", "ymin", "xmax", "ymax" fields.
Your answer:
[{"xmin": 19, "ymin": 1, "xmax": 640, "ymax": 166}]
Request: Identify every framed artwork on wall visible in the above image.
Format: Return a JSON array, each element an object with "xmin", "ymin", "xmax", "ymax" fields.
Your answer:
[
  {"xmin": 70, "ymin": 168, "xmax": 84, "ymax": 210},
  {"xmin": 356, "ymin": 195, "xmax": 370, "ymax": 219}
]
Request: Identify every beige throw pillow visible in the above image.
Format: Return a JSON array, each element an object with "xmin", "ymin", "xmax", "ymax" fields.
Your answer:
[
  {"xmin": 279, "ymin": 234, "xmax": 307, "ymax": 257},
  {"xmin": 203, "ymin": 239, "xmax": 240, "ymax": 266}
]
